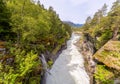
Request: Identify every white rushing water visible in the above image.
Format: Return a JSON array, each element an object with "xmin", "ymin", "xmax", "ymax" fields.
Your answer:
[{"xmin": 46, "ymin": 33, "xmax": 90, "ymax": 84}]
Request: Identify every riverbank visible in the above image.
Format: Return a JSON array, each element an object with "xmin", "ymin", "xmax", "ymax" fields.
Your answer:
[
  {"xmin": 74, "ymin": 32, "xmax": 96, "ymax": 84},
  {"xmin": 76, "ymin": 32, "xmax": 120, "ymax": 84},
  {"xmin": 46, "ymin": 33, "xmax": 90, "ymax": 84}
]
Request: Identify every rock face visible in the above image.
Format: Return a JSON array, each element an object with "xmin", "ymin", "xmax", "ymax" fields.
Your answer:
[
  {"xmin": 94, "ymin": 40, "xmax": 120, "ymax": 70},
  {"xmin": 79, "ymin": 33, "xmax": 96, "ymax": 84},
  {"xmin": 46, "ymin": 33, "xmax": 90, "ymax": 84},
  {"xmin": 93, "ymin": 40, "xmax": 120, "ymax": 84},
  {"xmin": 79, "ymin": 32, "xmax": 120, "ymax": 84}
]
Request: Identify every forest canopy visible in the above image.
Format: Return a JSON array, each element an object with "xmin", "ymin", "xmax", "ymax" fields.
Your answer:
[{"xmin": 0, "ymin": 0, "xmax": 71, "ymax": 83}]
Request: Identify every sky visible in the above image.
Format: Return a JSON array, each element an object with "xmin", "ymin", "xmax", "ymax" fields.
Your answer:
[{"xmin": 40, "ymin": 0, "xmax": 115, "ymax": 24}]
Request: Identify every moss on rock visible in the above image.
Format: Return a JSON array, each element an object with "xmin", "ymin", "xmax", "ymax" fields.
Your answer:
[{"xmin": 94, "ymin": 40, "xmax": 120, "ymax": 70}]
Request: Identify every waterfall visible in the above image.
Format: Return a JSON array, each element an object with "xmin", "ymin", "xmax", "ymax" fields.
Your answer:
[
  {"xmin": 39, "ymin": 54, "xmax": 48, "ymax": 84},
  {"xmin": 46, "ymin": 33, "xmax": 90, "ymax": 84}
]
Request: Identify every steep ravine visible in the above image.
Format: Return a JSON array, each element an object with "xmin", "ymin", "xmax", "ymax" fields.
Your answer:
[
  {"xmin": 78, "ymin": 33, "xmax": 96, "ymax": 84},
  {"xmin": 79, "ymin": 33, "xmax": 120, "ymax": 84},
  {"xmin": 46, "ymin": 33, "xmax": 90, "ymax": 84}
]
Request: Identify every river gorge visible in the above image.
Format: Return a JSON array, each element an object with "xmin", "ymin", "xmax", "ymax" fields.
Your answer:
[{"xmin": 46, "ymin": 33, "xmax": 90, "ymax": 84}]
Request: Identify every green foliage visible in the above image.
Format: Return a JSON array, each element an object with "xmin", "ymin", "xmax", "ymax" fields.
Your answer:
[
  {"xmin": 48, "ymin": 60, "xmax": 53, "ymax": 68},
  {"xmin": 99, "ymin": 30, "xmax": 112, "ymax": 42},
  {"xmin": 5, "ymin": 0, "xmax": 71, "ymax": 52},
  {"xmin": 79, "ymin": 1, "xmax": 120, "ymax": 83},
  {"xmin": 95, "ymin": 29, "xmax": 112, "ymax": 49},
  {"xmin": 80, "ymin": 0, "xmax": 120, "ymax": 50},
  {"xmin": 0, "ymin": 49, "xmax": 40, "ymax": 84},
  {"xmin": 94, "ymin": 65, "xmax": 114, "ymax": 84},
  {"xmin": 29, "ymin": 76, "xmax": 40, "ymax": 84},
  {"xmin": 0, "ymin": 0, "xmax": 14, "ymax": 41},
  {"xmin": 0, "ymin": 0, "xmax": 71, "ymax": 84}
]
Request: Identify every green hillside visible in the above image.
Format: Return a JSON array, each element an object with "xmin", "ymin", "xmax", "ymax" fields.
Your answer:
[
  {"xmin": 0, "ymin": 0, "xmax": 71, "ymax": 83},
  {"xmin": 79, "ymin": 0, "xmax": 120, "ymax": 84}
]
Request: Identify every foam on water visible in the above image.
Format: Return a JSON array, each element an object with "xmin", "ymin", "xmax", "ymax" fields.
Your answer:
[{"xmin": 46, "ymin": 33, "xmax": 90, "ymax": 84}]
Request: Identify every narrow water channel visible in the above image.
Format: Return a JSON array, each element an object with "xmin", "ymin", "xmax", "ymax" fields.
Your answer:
[{"xmin": 46, "ymin": 33, "xmax": 90, "ymax": 84}]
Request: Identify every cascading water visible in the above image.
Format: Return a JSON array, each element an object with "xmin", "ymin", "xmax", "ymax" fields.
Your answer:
[{"xmin": 46, "ymin": 33, "xmax": 90, "ymax": 84}]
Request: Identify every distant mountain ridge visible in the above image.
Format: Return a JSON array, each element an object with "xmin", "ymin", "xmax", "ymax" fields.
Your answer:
[{"xmin": 63, "ymin": 21, "xmax": 83, "ymax": 27}]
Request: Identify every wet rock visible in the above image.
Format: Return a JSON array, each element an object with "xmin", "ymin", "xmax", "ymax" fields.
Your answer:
[
  {"xmin": 79, "ymin": 33, "xmax": 96, "ymax": 84},
  {"xmin": 6, "ymin": 58, "xmax": 14, "ymax": 65},
  {"xmin": 114, "ymin": 79, "xmax": 120, "ymax": 84}
]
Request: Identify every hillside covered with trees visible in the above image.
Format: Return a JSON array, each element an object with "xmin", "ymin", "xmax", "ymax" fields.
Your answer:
[
  {"xmin": 1, "ymin": 0, "xmax": 120, "ymax": 84},
  {"xmin": 79, "ymin": 0, "xmax": 120, "ymax": 84},
  {"xmin": 0, "ymin": 0, "xmax": 71, "ymax": 84}
]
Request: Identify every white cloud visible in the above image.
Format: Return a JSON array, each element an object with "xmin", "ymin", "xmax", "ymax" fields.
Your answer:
[{"xmin": 40, "ymin": 0, "xmax": 115, "ymax": 23}]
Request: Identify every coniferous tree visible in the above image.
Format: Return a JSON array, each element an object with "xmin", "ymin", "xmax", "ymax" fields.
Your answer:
[
  {"xmin": 86, "ymin": 16, "xmax": 92, "ymax": 24},
  {"xmin": 0, "ymin": 0, "xmax": 71, "ymax": 83},
  {"xmin": 101, "ymin": 3, "xmax": 107, "ymax": 16},
  {"xmin": 108, "ymin": 0, "xmax": 120, "ymax": 40}
]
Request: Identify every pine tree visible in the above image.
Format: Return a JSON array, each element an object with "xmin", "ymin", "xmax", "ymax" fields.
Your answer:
[
  {"xmin": 108, "ymin": 0, "xmax": 120, "ymax": 40},
  {"xmin": 85, "ymin": 16, "xmax": 92, "ymax": 24},
  {"xmin": 101, "ymin": 3, "xmax": 107, "ymax": 16}
]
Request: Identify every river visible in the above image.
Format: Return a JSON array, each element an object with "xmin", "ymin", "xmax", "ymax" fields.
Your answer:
[{"xmin": 46, "ymin": 33, "xmax": 90, "ymax": 84}]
